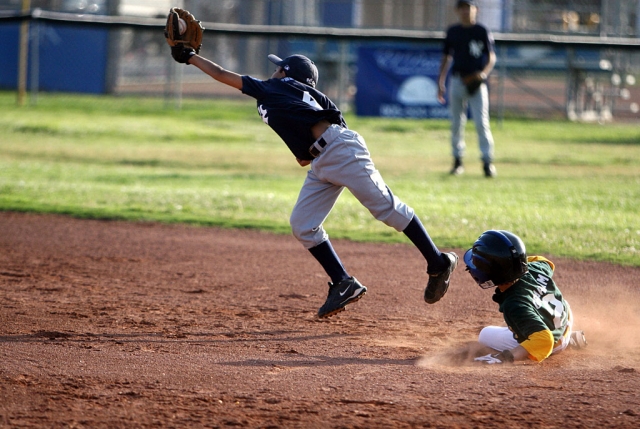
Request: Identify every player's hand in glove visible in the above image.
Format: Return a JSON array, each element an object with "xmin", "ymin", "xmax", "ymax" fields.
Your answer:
[
  {"xmin": 462, "ymin": 72, "xmax": 486, "ymax": 96},
  {"xmin": 171, "ymin": 45, "xmax": 196, "ymax": 64},
  {"xmin": 164, "ymin": 7, "xmax": 204, "ymax": 54},
  {"xmin": 474, "ymin": 349, "xmax": 514, "ymax": 364}
]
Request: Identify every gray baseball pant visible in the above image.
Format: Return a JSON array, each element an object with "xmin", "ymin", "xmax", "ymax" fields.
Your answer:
[
  {"xmin": 449, "ymin": 75, "xmax": 495, "ymax": 163},
  {"xmin": 290, "ymin": 124, "xmax": 414, "ymax": 249}
]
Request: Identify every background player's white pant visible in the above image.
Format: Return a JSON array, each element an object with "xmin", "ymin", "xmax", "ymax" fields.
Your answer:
[
  {"xmin": 290, "ymin": 124, "xmax": 414, "ymax": 249},
  {"xmin": 449, "ymin": 76, "xmax": 494, "ymax": 163},
  {"xmin": 478, "ymin": 304, "xmax": 574, "ymax": 356}
]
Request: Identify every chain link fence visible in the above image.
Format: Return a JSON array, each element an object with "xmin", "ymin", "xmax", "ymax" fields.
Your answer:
[{"xmin": 1, "ymin": 0, "xmax": 639, "ymax": 120}]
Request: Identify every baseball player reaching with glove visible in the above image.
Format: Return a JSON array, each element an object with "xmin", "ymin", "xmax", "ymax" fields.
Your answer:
[
  {"xmin": 164, "ymin": 9, "xmax": 458, "ymax": 319},
  {"xmin": 464, "ymin": 230, "xmax": 587, "ymax": 364},
  {"xmin": 437, "ymin": 0, "xmax": 497, "ymax": 178}
]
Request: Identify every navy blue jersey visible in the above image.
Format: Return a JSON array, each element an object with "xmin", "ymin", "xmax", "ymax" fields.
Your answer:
[
  {"xmin": 443, "ymin": 23, "xmax": 494, "ymax": 76},
  {"xmin": 241, "ymin": 76, "xmax": 347, "ymax": 160}
]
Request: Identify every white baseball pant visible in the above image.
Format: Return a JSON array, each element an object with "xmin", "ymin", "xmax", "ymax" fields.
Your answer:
[{"xmin": 478, "ymin": 303, "xmax": 574, "ymax": 356}]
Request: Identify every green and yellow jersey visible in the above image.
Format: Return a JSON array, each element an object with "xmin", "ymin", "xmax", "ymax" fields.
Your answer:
[{"xmin": 492, "ymin": 256, "xmax": 569, "ymax": 361}]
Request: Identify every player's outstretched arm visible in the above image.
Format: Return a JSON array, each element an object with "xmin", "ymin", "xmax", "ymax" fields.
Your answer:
[{"xmin": 188, "ymin": 55, "xmax": 243, "ymax": 90}]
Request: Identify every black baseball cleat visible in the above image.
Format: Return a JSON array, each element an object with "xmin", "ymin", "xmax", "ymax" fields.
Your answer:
[
  {"xmin": 483, "ymin": 162, "xmax": 496, "ymax": 178},
  {"xmin": 450, "ymin": 157, "xmax": 464, "ymax": 175},
  {"xmin": 424, "ymin": 252, "xmax": 458, "ymax": 304},
  {"xmin": 318, "ymin": 277, "xmax": 367, "ymax": 318}
]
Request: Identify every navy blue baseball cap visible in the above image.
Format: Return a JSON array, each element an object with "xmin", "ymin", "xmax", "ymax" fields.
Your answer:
[
  {"xmin": 268, "ymin": 54, "xmax": 319, "ymax": 88},
  {"xmin": 457, "ymin": 0, "xmax": 478, "ymax": 6}
]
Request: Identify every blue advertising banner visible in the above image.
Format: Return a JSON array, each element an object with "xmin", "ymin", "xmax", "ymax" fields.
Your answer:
[
  {"xmin": 0, "ymin": 23, "xmax": 109, "ymax": 93},
  {"xmin": 355, "ymin": 46, "xmax": 448, "ymax": 119}
]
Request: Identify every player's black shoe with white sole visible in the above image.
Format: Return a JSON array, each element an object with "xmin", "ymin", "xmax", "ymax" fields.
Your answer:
[
  {"xmin": 318, "ymin": 277, "xmax": 367, "ymax": 318},
  {"xmin": 483, "ymin": 162, "xmax": 497, "ymax": 178},
  {"xmin": 450, "ymin": 157, "xmax": 464, "ymax": 175},
  {"xmin": 424, "ymin": 252, "xmax": 458, "ymax": 304}
]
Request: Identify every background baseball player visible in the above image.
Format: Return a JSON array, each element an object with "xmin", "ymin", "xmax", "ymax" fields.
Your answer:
[
  {"xmin": 464, "ymin": 230, "xmax": 586, "ymax": 364},
  {"xmin": 165, "ymin": 8, "xmax": 458, "ymax": 319},
  {"xmin": 437, "ymin": 0, "xmax": 497, "ymax": 178}
]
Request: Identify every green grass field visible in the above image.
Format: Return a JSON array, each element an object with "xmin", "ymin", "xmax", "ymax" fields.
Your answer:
[{"xmin": 1, "ymin": 91, "xmax": 639, "ymax": 266}]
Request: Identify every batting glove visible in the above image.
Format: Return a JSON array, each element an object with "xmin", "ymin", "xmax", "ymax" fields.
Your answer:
[{"xmin": 474, "ymin": 350, "xmax": 515, "ymax": 364}]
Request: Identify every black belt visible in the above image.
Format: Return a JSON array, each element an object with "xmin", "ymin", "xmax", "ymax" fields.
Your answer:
[{"xmin": 309, "ymin": 137, "xmax": 328, "ymax": 158}]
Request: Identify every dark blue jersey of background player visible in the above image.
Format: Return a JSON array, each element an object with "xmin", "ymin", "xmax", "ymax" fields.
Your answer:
[
  {"xmin": 241, "ymin": 75, "xmax": 346, "ymax": 161},
  {"xmin": 443, "ymin": 23, "xmax": 494, "ymax": 76}
]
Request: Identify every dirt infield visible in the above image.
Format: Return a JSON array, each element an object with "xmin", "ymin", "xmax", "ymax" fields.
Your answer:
[{"xmin": 1, "ymin": 212, "xmax": 639, "ymax": 428}]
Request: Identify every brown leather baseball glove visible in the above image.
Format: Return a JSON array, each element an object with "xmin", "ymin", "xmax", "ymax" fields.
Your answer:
[
  {"xmin": 462, "ymin": 72, "xmax": 485, "ymax": 96},
  {"xmin": 164, "ymin": 7, "xmax": 204, "ymax": 54}
]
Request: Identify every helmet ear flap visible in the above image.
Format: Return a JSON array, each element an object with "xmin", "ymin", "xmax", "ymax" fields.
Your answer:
[
  {"xmin": 498, "ymin": 230, "xmax": 528, "ymax": 281},
  {"xmin": 508, "ymin": 246, "xmax": 528, "ymax": 280}
]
